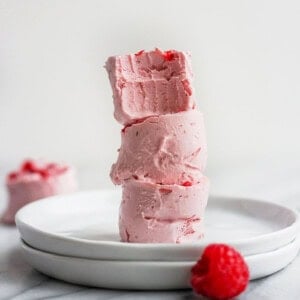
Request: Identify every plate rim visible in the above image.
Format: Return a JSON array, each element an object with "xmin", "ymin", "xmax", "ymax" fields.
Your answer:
[{"xmin": 21, "ymin": 237, "xmax": 299, "ymax": 263}]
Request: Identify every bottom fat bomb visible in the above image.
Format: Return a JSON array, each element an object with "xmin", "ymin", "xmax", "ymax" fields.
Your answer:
[
  {"xmin": 119, "ymin": 177, "xmax": 209, "ymax": 243},
  {"xmin": 2, "ymin": 160, "xmax": 77, "ymax": 224}
]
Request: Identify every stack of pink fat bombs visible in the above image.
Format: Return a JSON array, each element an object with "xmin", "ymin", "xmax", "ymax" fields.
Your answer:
[{"xmin": 105, "ymin": 49, "xmax": 209, "ymax": 243}]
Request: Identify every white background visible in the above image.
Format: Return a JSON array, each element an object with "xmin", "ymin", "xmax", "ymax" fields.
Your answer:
[
  {"xmin": 1, "ymin": 0, "xmax": 300, "ymax": 188},
  {"xmin": 1, "ymin": 3, "xmax": 300, "ymax": 298}
]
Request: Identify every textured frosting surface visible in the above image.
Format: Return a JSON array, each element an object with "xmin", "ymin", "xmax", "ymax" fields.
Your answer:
[
  {"xmin": 105, "ymin": 49, "xmax": 195, "ymax": 125},
  {"xmin": 119, "ymin": 178, "xmax": 209, "ymax": 243},
  {"xmin": 111, "ymin": 110, "xmax": 207, "ymax": 185}
]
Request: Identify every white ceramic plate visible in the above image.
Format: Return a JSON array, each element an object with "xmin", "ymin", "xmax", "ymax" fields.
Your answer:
[
  {"xmin": 21, "ymin": 239, "xmax": 299, "ymax": 290},
  {"xmin": 16, "ymin": 190, "xmax": 299, "ymax": 261}
]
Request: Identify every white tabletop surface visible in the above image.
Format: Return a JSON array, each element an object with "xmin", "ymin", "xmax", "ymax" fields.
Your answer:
[{"xmin": 0, "ymin": 160, "xmax": 299, "ymax": 300}]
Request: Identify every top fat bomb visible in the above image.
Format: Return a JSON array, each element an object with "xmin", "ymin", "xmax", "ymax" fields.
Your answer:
[{"xmin": 105, "ymin": 49, "xmax": 195, "ymax": 125}]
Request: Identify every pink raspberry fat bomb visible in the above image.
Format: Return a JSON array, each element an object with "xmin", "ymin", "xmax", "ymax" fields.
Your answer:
[
  {"xmin": 111, "ymin": 110, "xmax": 207, "ymax": 185},
  {"xmin": 105, "ymin": 49, "xmax": 195, "ymax": 125},
  {"xmin": 2, "ymin": 159, "xmax": 77, "ymax": 224},
  {"xmin": 119, "ymin": 177, "xmax": 209, "ymax": 243}
]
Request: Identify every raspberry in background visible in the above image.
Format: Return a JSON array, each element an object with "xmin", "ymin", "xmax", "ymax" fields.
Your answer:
[{"xmin": 191, "ymin": 244, "xmax": 249, "ymax": 300}]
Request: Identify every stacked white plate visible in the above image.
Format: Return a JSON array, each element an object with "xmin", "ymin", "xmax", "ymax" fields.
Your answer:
[{"xmin": 16, "ymin": 190, "xmax": 300, "ymax": 290}]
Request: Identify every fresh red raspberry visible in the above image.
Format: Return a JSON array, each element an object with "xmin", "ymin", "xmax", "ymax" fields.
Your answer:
[{"xmin": 191, "ymin": 244, "xmax": 249, "ymax": 300}]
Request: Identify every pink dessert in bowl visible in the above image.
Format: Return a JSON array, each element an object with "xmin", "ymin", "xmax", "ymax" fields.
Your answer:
[{"xmin": 2, "ymin": 159, "xmax": 77, "ymax": 225}]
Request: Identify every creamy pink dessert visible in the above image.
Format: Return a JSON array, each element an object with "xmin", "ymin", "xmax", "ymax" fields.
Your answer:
[
  {"xmin": 106, "ymin": 49, "xmax": 209, "ymax": 244},
  {"xmin": 119, "ymin": 177, "xmax": 209, "ymax": 243},
  {"xmin": 105, "ymin": 49, "xmax": 195, "ymax": 125},
  {"xmin": 111, "ymin": 110, "xmax": 207, "ymax": 185},
  {"xmin": 2, "ymin": 160, "xmax": 77, "ymax": 224}
]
